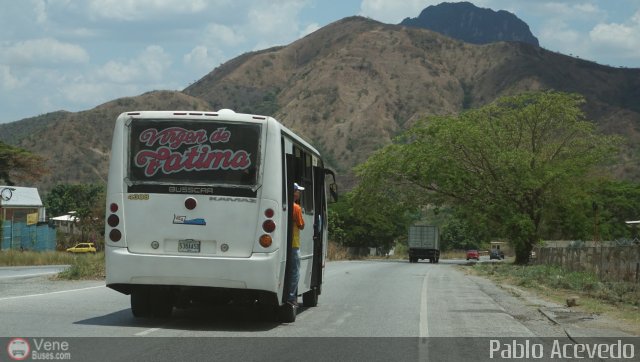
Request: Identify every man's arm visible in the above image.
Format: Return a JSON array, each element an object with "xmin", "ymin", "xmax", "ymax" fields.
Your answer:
[{"xmin": 294, "ymin": 205, "xmax": 305, "ymax": 230}]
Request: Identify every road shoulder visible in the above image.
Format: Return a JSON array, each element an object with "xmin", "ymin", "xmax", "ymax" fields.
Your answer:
[{"xmin": 463, "ymin": 266, "xmax": 639, "ymax": 338}]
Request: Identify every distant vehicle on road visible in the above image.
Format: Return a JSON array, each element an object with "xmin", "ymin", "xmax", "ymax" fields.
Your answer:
[
  {"xmin": 66, "ymin": 242, "xmax": 96, "ymax": 253},
  {"xmin": 489, "ymin": 250, "xmax": 504, "ymax": 260},
  {"xmin": 408, "ymin": 225, "xmax": 440, "ymax": 263},
  {"xmin": 466, "ymin": 250, "xmax": 480, "ymax": 261}
]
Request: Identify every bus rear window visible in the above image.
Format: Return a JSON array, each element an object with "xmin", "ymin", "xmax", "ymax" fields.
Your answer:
[{"xmin": 128, "ymin": 119, "xmax": 261, "ymax": 186}]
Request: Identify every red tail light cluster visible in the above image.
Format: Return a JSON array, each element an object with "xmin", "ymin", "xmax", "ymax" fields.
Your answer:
[
  {"xmin": 108, "ymin": 202, "xmax": 121, "ymax": 242},
  {"xmin": 259, "ymin": 208, "xmax": 275, "ymax": 248}
]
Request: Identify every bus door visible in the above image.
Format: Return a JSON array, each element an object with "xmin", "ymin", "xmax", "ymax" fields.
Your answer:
[
  {"xmin": 282, "ymin": 153, "xmax": 296, "ymax": 303},
  {"xmin": 311, "ymin": 166, "xmax": 326, "ymax": 290}
]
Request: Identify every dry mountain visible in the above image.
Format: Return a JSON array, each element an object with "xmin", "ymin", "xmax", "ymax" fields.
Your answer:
[
  {"xmin": 1, "ymin": 91, "xmax": 211, "ymax": 191},
  {"xmin": 1, "ymin": 16, "xmax": 639, "ymax": 192},
  {"xmin": 185, "ymin": 16, "xmax": 640, "ymax": 184}
]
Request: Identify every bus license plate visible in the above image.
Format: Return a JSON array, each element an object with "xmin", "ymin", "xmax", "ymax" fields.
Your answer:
[{"xmin": 178, "ymin": 240, "xmax": 201, "ymax": 253}]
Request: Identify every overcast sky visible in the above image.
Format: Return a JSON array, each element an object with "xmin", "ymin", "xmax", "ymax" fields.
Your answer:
[{"xmin": 1, "ymin": 0, "xmax": 639, "ymax": 124}]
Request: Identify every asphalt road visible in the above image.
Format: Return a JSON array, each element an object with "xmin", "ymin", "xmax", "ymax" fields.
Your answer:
[
  {"xmin": 1, "ymin": 258, "xmax": 624, "ymax": 361},
  {"xmin": 0, "ymin": 265, "xmax": 69, "ymax": 280}
]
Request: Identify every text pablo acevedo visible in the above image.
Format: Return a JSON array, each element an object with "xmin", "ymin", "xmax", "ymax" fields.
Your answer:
[{"xmin": 489, "ymin": 339, "xmax": 635, "ymax": 359}]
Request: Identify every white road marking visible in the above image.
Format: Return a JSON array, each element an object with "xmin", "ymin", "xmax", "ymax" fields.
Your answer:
[
  {"xmin": 0, "ymin": 272, "xmax": 60, "ymax": 279},
  {"xmin": 419, "ymin": 271, "xmax": 429, "ymax": 338},
  {"xmin": 135, "ymin": 328, "xmax": 161, "ymax": 336},
  {"xmin": 0, "ymin": 286, "xmax": 104, "ymax": 301},
  {"xmin": 333, "ymin": 312, "xmax": 352, "ymax": 326}
]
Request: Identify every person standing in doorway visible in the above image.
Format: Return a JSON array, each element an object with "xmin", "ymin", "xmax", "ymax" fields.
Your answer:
[{"xmin": 288, "ymin": 182, "xmax": 305, "ymax": 306}]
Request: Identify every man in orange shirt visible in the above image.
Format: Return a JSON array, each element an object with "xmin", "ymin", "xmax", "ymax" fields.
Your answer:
[{"xmin": 288, "ymin": 182, "xmax": 305, "ymax": 306}]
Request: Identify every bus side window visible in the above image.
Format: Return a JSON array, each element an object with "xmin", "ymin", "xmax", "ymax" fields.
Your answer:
[
  {"xmin": 302, "ymin": 153, "xmax": 313, "ymax": 212},
  {"xmin": 292, "ymin": 145, "xmax": 314, "ymax": 213}
]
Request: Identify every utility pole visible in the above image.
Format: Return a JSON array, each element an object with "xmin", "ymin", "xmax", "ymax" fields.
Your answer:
[{"xmin": 0, "ymin": 187, "xmax": 16, "ymax": 250}]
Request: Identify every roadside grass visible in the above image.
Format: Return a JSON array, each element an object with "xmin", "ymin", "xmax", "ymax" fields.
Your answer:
[
  {"xmin": 55, "ymin": 252, "xmax": 105, "ymax": 280},
  {"xmin": 0, "ymin": 250, "xmax": 76, "ymax": 266},
  {"xmin": 327, "ymin": 242, "xmax": 350, "ymax": 260},
  {"xmin": 470, "ymin": 263, "xmax": 640, "ymax": 334},
  {"xmin": 0, "ymin": 250, "xmax": 105, "ymax": 280},
  {"xmin": 440, "ymin": 250, "xmax": 466, "ymax": 260}
]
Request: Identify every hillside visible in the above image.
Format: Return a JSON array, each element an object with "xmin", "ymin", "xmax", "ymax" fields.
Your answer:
[
  {"xmin": 184, "ymin": 17, "xmax": 640, "ymax": 185},
  {"xmin": 1, "ymin": 16, "xmax": 639, "ymax": 192},
  {"xmin": 0, "ymin": 91, "xmax": 211, "ymax": 191}
]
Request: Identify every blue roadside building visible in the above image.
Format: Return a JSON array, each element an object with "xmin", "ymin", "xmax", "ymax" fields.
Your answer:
[{"xmin": 0, "ymin": 186, "xmax": 56, "ymax": 251}]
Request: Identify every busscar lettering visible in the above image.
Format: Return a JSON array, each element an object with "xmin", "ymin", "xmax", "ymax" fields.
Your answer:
[
  {"xmin": 169, "ymin": 186, "xmax": 215, "ymax": 194},
  {"xmin": 135, "ymin": 145, "xmax": 252, "ymax": 177}
]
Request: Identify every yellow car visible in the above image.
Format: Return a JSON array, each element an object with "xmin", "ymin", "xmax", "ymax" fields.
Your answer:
[{"xmin": 66, "ymin": 242, "xmax": 97, "ymax": 253}]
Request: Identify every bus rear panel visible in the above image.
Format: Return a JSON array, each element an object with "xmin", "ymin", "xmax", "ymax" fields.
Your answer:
[{"xmin": 105, "ymin": 110, "xmax": 331, "ymax": 321}]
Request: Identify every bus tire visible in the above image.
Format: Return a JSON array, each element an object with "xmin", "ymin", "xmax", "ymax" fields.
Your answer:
[
  {"xmin": 150, "ymin": 288, "xmax": 173, "ymax": 318},
  {"xmin": 131, "ymin": 289, "xmax": 152, "ymax": 318},
  {"xmin": 303, "ymin": 288, "xmax": 318, "ymax": 307},
  {"xmin": 278, "ymin": 303, "xmax": 296, "ymax": 323}
]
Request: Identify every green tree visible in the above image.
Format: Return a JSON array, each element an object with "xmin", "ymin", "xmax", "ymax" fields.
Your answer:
[
  {"xmin": 44, "ymin": 183, "xmax": 106, "ymax": 247},
  {"xmin": 328, "ymin": 191, "xmax": 418, "ymax": 252},
  {"xmin": 439, "ymin": 207, "xmax": 491, "ymax": 251},
  {"xmin": 356, "ymin": 92, "xmax": 620, "ymax": 264},
  {"xmin": 0, "ymin": 142, "xmax": 46, "ymax": 185},
  {"xmin": 590, "ymin": 180, "xmax": 640, "ymax": 240}
]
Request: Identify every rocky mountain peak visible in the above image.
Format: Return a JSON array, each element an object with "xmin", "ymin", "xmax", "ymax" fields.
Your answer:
[{"xmin": 400, "ymin": 1, "xmax": 539, "ymax": 46}]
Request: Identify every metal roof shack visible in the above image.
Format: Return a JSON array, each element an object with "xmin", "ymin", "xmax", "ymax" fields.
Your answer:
[
  {"xmin": 0, "ymin": 186, "xmax": 46, "ymax": 223},
  {"xmin": 50, "ymin": 212, "xmax": 80, "ymax": 234}
]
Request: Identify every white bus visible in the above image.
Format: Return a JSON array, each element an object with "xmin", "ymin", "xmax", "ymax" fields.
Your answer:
[{"xmin": 104, "ymin": 110, "xmax": 337, "ymax": 322}]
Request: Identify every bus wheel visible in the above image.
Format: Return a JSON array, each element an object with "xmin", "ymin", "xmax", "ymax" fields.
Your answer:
[
  {"xmin": 303, "ymin": 288, "xmax": 318, "ymax": 307},
  {"xmin": 150, "ymin": 288, "xmax": 173, "ymax": 318},
  {"xmin": 131, "ymin": 288, "xmax": 152, "ymax": 318},
  {"xmin": 277, "ymin": 303, "xmax": 296, "ymax": 323}
]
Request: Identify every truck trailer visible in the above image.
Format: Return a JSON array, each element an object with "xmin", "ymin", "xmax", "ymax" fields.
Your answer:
[{"xmin": 408, "ymin": 225, "xmax": 440, "ymax": 263}]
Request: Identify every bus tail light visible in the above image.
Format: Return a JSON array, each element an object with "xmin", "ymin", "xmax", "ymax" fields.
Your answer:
[
  {"xmin": 107, "ymin": 214, "xmax": 120, "ymax": 227},
  {"xmin": 109, "ymin": 229, "xmax": 122, "ymax": 242},
  {"xmin": 259, "ymin": 208, "xmax": 275, "ymax": 248},
  {"xmin": 108, "ymin": 202, "xmax": 121, "ymax": 242},
  {"xmin": 259, "ymin": 234, "xmax": 272, "ymax": 248},
  {"xmin": 185, "ymin": 197, "xmax": 197, "ymax": 210},
  {"xmin": 262, "ymin": 220, "xmax": 276, "ymax": 233}
]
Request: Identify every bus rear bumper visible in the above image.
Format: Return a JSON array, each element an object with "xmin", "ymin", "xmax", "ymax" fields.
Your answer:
[{"xmin": 105, "ymin": 246, "xmax": 283, "ymax": 296}]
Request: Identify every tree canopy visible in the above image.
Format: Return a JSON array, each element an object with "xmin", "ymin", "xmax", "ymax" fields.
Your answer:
[
  {"xmin": 44, "ymin": 183, "xmax": 106, "ymax": 245},
  {"xmin": 0, "ymin": 142, "xmax": 46, "ymax": 185},
  {"xmin": 328, "ymin": 191, "xmax": 418, "ymax": 252},
  {"xmin": 355, "ymin": 91, "xmax": 621, "ymax": 264}
]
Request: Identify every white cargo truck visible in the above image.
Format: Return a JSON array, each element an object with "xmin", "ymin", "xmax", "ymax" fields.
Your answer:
[{"xmin": 408, "ymin": 225, "xmax": 440, "ymax": 263}]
